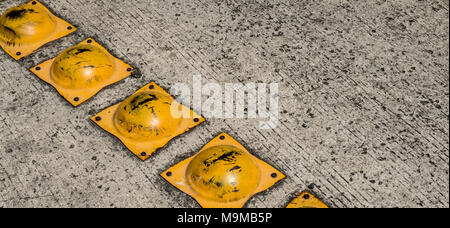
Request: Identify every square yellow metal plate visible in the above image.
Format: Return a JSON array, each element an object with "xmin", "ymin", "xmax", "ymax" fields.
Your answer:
[
  {"xmin": 287, "ymin": 191, "xmax": 328, "ymax": 208},
  {"xmin": 161, "ymin": 133, "xmax": 286, "ymax": 208},
  {"xmin": 0, "ymin": 1, "xmax": 77, "ymax": 60},
  {"xmin": 30, "ymin": 38, "xmax": 133, "ymax": 106},
  {"xmin": 91, "ymin": 82, "xmax": 205, "ymax": 161}
]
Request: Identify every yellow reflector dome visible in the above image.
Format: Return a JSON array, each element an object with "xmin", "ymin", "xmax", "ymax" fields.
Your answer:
[
  {"xmin": 0, "ymin": 1, "xmax": 76, "ymax": 60},
  {"xmin": 30, "ymin": 38, "xmax": 133, "ymax": 106},
  {"xmin": 51, "ymin": 44, "xmax": 114, "ymax": 89},
  {"xmin": 161, "ymin": 133, "xmax": 285, "ymax": 208},
  {"xmin": 187, "ymin": 145, "xmax": 260, "ymax": 203},
  {"xmin": 0, "ymin": 4, "xmax": 55, "ymax": 45},
  {"xmin": 91, "ymin": 82, "xmax": 205, "ymax": 161},
  {"xmin": 114, "ymin": 91, "xmax": 183, "ymax": 140}
]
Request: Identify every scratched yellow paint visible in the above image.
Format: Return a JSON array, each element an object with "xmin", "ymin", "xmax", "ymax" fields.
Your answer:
[
  {"xmin": 162, "ymin": 133, "xmax": 285, "ymax": 208},
  {"xmin": 0, "ymin": 0, "xmax": 76, "ymax": 60},
  {"xmin": 187, "ymin": 145, "xmax": 261, "ymax": 203},
  {"xmin": 115, "ymin": 91, "xmax": 183, "ymax": 140},
  {"xmin": 51, "ymin": 45, "xmax": 114, "ymax": 89},
  {"xmin": 30, "ymin": 38, "xmax": 133, "ymax": 106},
  {"xmin": 91, "ymin": 82, "xmax": 205, "ymax": 161}
]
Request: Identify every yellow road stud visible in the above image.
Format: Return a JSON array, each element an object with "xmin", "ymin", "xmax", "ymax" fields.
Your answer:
[
  {"xmin": 0, "ymin": 0, "xmax": 76, "ymax": 60},
  {"xmin": 162, "ymin": 133, "xmax": 285, "ymax": 208},
  {"xmin": 91, "ymin": 82, "xmax": 205, "ymax": 161},
  {"xmin": 287, "ymin": 191, "xmax": 328, "ymax": 208},
  {"xmin": 30, "ymin": 38, "xmax": 133, "ymax": 106}
]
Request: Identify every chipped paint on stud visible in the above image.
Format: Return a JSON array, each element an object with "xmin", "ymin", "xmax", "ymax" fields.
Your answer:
[
  {"xmin": 30, "ymin": 38, "xmax": 133, "ymax": 106},
  {"xmin": 186, "ymin": 145, "xmax": 260, "ymax": 203},
  {"xmin": 114, "ymin": 91, "xmax": 183, "ymax": 140},
  {"xmin": 51, "ymin": 45, "xmax": 114, "ymax": 89},
  {"xmin": 161, "ymin": 133, "xmax": 286, "ymax": 208},
  {"xmin": 90, "ymin": 82, "xmax": 205, "ymax": 161},
  {"xmin": 286, "ymin": 191, "xmax": 328, "ymax": 208},
  {"xmin": 0, "ymin": 1, "xmax": 76, "ymax": 60}
]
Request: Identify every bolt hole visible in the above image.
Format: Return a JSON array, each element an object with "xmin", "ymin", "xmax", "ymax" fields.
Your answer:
[
  {"xmin": 127, "ymin": 68, "xmax": 133, "ymax": 72},
  {"xmin": 95, "ymin": 117, "xmax": 102, "ymax": 121},
  {"xmin": 193, "ymin": 118, "xmax": 199, "ymax": 123},
  {"xmin": 166, "ymin": 172, "xmax": 172, "ymax": 177},
  {"xmin": 73, "ymin": 97, "xmax": 80, "ymax": 102},
  {"xmin": 219, "ymin": 135, "xmax": 225, "ymax": 140},
  {"xmin": 35, "ymin": 67, "xmax": 41, "ymax": 71},
  {"xmin": 67, "ymin": 26, "xmax": 73, "ymax": 30},
  {"xmin": 140, "ymin": 152, "xmax": 147, "ymax": 157},
  {"xmin": 16, "ymin": 52, "xmax": 21, "ymax": 56},
  {"xmin": 271, "ymin": 173, "xmax": 278, "ymax": 178},
  {"xmin": 303, "ymin": 194, "xmax": 310, "ymax": 200},
  {"xmin": 149, "ymin": 85, "xmax": 154, "ymax": 89},
  {"xmin": 87, "ymin": 39, "xmax": 92, "ymax": 44},
  {"xmin": 32, "ymin": 1, "xmax": 37, "ymax": 5}
]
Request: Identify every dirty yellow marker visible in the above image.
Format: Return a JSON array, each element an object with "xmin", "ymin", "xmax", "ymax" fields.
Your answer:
[
  {"xmin": 0, "ymin": 1, "xmax": 76, "ymax": 60},
  {"xmin": 91, "ymin": 82, "xmax": 205, "ymax": 161},
  {"xmin": 30, "ymin": 38, "xmax": 133, "ymax": 106},
  {"xmin": 162, "ymin": 133, "xmax": 285, "ymax": 208},
  {"xmin": 287, "ymin": 191, "xmax": 328, "ymax": 208}
]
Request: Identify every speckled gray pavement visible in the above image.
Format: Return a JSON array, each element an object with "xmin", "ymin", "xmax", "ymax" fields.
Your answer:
[{"xmin": 0, "ymin": 0, "xmax": 448, "ymax": 208}]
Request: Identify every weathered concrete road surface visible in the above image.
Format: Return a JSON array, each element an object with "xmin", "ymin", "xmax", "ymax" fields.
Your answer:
[{"xmin": 0, "ymin": 0, "xmax": 448, "ymax": 208}]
